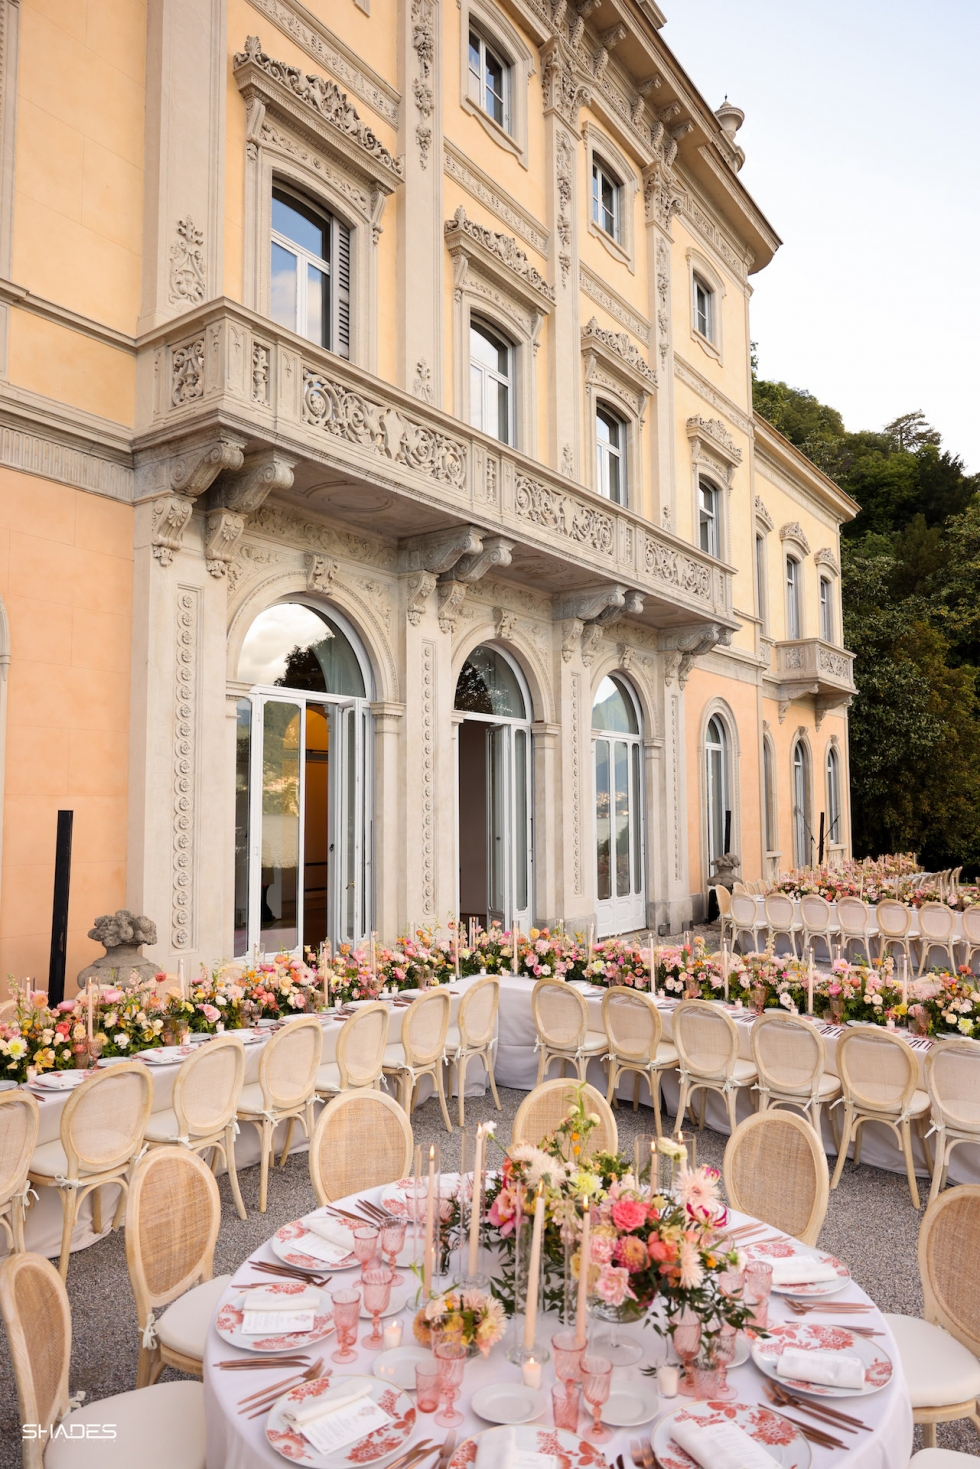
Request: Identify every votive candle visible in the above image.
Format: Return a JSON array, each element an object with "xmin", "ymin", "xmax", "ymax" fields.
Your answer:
[
  {"xmin": 383, "ymin": 1319, "xmax": 403, "ymax": 1350},
  {"xmin": 522, "ymin": 1357, "xmax": 542, "ymax": 1390}
]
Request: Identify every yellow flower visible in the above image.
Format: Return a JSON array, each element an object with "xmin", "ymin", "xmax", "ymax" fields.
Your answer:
[{"xmin": 569, "ymin": 1170, "xmax": 602, "ymax": 1197}]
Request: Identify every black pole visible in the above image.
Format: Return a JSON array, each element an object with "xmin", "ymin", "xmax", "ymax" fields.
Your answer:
[
  {"xmin": 723, "ymin": 808, "xmax": 732, "ymax": 853},
  {"xmin": 818, "ymin": 811, "xmax": 826, "ymax": 864},
  {"xmin": 48, "ymin": 810, "xmax": 73, "ymax": 1005}
]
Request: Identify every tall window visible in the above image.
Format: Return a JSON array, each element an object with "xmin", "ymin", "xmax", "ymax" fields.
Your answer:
[
  {"xmin": 469, "ymin": 319, "xmax": 513, "ymax": 444},
  {"xmin": 785, "ymin": 555, "xmax": 801, "ymax": 639},
  {"xmin": 755, "ymin": 534, "xmax": 767, "ymax": 628},
  {"xmin": 593, "ymin": 676, "xmax": 644, "ymax": 936},
  {"xmin": 819, "ymin": 575, "xmax": 833, "ymax": 642},
  {"xmin": 699, "ymin": 480, "xmax": 720, "ymax": 557},
  {"xmin": 468, "ymin": 30, "xmax": 508, "ymax": 129},
  {"xmin": 763, "ymin": 736, "xmax": 776, "ymax": 854},
  {"xmin": 271, "ymin": 189, "xmax": 350, "ymax": 356},
  {"xmin": 792, "ymin": 741, "xmax": 811, "ymax": 868},
  {"xmin": 705, "ymin": 715, "xmax": 729, "ymax": 869},
  {"xmin": 592, "ymin": 158, "xmax": 621, "ymax": 242},
  {"xmin": 596, "ymin": 406, "xmax": 626, "ymax": 505},
  {"xmin": 693, "ymin": 275, "xmax": 713, "ymax": 339},
  {"xmin": 826, "ymin": 745, "xmax": 841, "ymax": 845}
]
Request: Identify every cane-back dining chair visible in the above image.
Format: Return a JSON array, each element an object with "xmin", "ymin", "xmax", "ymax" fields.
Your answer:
[
  {"xmin": 316, "ymin": 1002, "xmax": 389, "ymax": 1100},
  {"xmin": 764, "ymin": 892, "xmax": 800, "ymax": 957},
  {"xmin": 445, "ymin": 976, "xmax": 501, "ymax": 1126},
  {"xmin": 925, "ymin": 1038, "xmax": 980, "ymax": 1205},
  {"xmin": 143, "ymin": 1034, "xmax": 247, "ymax": 1220},
  {"xmin": 309, "ymin": 1089, "xmax": 414, "ymax": 1205},
  {"xmin": 600, "ymin": 987, "xmax": 678, "ymax": 1136},
  {"xmin": 0, "ymin": 1090, "xmax": 39, "ymax": 1253},
  {"xmin": 876, "ymin": 898, "xmax": 915, "ymax": 970},
  {"xmin": 884, "ymin": 1185, "xmax": 980, "ymax": 1447},
  {"xmin": 0, "ymin": 1250, "xmax": 206, "ymax": 1468},
  {"xmin": 750, "ymin": 1011, "xmax": 841, "ymax": 1142},
  {"xmin": 799, "ymin": 894, "xmax": 833, "ymax": 965},
  {"xmin": 730, "ymin": 893, "xmax": 766, "ymax": 955},
  {"xmin": 918, "ymin": 902, "xmax": 959, "ymax": 975},
  {"xmin": 831, "ymin": 1027, "xmax": 932, "ymax": 1207},
  {"xmin": 530, "ymin": 979, "xmax": 607, "ymax": 1085},
  {"xmin": 960, "ymin": 906, "xmax": 980, "ymax": 976},
  {"xmin": 382, "ymin": 988, "xmax": 453, "ymax": 1132},
  {"xmin": 237, "ymin": 1016, "xmax": 323, "ymax": 1212},
  {"xmin": 511, "ymin": 1080, "xmax": 617, "ymax": 1159},
  {"xmin": 28, "ymin": 1062, "xmax": 154, "ymax": 1278},
  {"xmin": 125, "ymin": 1146, "xmax": 228, "ymax": 1387},
  {"xmin": 723, "ymin": 1111, "xmax": 829, "ymax": 1246},
  {"xmin": 713, "ymin": 885, "xmax": 734, "ymax": 949},
  {"xmin": 837, "ymin": 897, "xmax": 877, "ymax": 962},
  {"xmin": 672, "ymin": 1000, "xmax": 757, "ymax": 1135}
]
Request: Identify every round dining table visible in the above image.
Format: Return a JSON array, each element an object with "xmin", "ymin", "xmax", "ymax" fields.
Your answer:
[{"xmin": 203, "ymin": 1184, "xmax": 913, "ymax": 1469}]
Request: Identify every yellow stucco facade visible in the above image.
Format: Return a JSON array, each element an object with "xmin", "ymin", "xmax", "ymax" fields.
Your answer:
[{"xmin": 0, "ymin": 0, "xmax": 857, "ymax": 990}]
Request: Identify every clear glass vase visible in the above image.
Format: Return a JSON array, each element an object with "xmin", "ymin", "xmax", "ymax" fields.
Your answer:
[{"xmin": 588, "ymin": 1297, "xmax": 645, "ymax": 1366}]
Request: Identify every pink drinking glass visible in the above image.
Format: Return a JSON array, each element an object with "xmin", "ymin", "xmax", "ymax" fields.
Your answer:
[
  {"xmin": 415, "ymin": 1363, "xmax": 441, "ymax": 1413},
  {"xmin": 433, "ymin": 1340, "xmax": 467, "ymax": 1427},
  {"xmin": 744, "ymin": 1261, "xmax": 773, "ymax": 1331},
  {"xmin": 360, "ymin": 1265, "xmax": 393, "ymax": 1348},
  {"xmin": 706, "ymin": 1323, "xmax": 738, "ymax": 1401},
  {"xmin": 551, "ymin": 1329, "xmax": 585, "ymax": 1388},
  {"xmin": 674, "ymin": 1313, "xmax": 702, "ymax": 1396},
  {"xmin": 381, "ymin": 1219, "xmax": 407, "ymax": 1284},
  {"xmin": 551, "ymin": 1380, "xmax": 582, "ymax": 1431},
  {"xmin": 353, "ymin": 1225, "xmax": 380, "ymax": 1270},
  {"xmin": 580, "ymin": 1354, "xmax": 612, "ymax": 1442},
  {"xmin": 330, "ymin": 1288, "xmax": 361, "ymax": 1363}
]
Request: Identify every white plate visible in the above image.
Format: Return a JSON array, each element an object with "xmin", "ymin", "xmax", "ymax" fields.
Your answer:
[
  {"xmin": 470, "ymin": 1382, "xmax": 547, "ymax": 1425},
  {"xmin": 372, "ymin": 1345, "xmax": 430, "ymax": 1390},
  {"xmin": 215, "ymin": 1284, "xmax": 335, "ymax": 1354},
  {"xmin": 266, "ymin": 1374, "xmax": 415, "ymax": 1468},
  {"xmin": 448, "ymin": 1426, "xmax": 606, "ymax": 1469},
  {"xmin": 359, "ymin": 1288, "xmax": 407, "ymax": 1320},
  {"xmin": 94, "ymin": 1057, "xmax": 132, "ymax": 1069},
  {"xmin": 744, "ymin": 1242, "xmax": 851, "ymax": 1297},
  {"xmin": 653, "ymin": 1401, "xmax": 812, "ymax": 1469},
  {"xmin": 271, "ymin": 1219, "xmax": 359, "ymax": 1272},
  {"xmin": 598, "ymin": 1376, "xmax": 657, "ymax": 1427},
  {"xmin": 751, "ymin": 1321, "xmax": 893, "ymax": 1398}
]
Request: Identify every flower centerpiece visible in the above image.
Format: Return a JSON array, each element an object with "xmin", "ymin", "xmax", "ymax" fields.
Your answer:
[
  {"xmin": 412, "ymin": 1287, "xmax": 507, "ymax": 1356},
  {"xmin": 0, "ymin": 991, "xmax": 77, "ymax": 1080}
]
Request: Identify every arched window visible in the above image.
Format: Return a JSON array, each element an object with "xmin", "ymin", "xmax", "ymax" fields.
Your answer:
[
  {"xmin": 693, "ymin": 274, "xmax": 714, "ymax": 340},
  {"xmin": 596, "ymin": 405, "xmax": 627, "ymax": 505},
  {"xmin": 792, "ymin": 740, "xmax": 812, "ymax": 869},
  {"xmin": 786, "ymin": 555, "xmax": 801, "ymax": 639},
  {"xmin": 826, "ymin": 745, "xmax": 842, "ymax": 847},
  {"xmin": 455, "ymin": 645, "xmax": 532, "ymax": 932},
  {"xmin": 270, "ymin": 188, "xmax": 350, "ymax": 356},
  {"xmin": 593, "ymin": 675, "xmax": 644, "ymax": 936},
  {"xmin": 234, "ymin": 602, "xmax": 372, "ymax": 958},
  {"xmin": 592, "ymin": 157, "xmax": 622, "ymax": 242},
  {"xmin": 699, "ymin": 479, "xmax": 720, "ymax": 557},
  {"xmin": 819, "ymin": 575, "xmax": 834, "ymax": 642},
  {"xmin": 469, "ymin": 318, "xmax": 514, "ymax": 444},
  {"xmin": 705, "ymin": 715, "xmax": 729, "ymax": 871},
  {"xmin": 763, "ymin": 735, "xmax": 777, "ymax": 856}
]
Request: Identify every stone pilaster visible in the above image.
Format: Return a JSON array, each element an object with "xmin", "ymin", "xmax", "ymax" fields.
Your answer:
[{"xmin": 398, "ymin": 0, "xmax": 443, "ymax": 402}]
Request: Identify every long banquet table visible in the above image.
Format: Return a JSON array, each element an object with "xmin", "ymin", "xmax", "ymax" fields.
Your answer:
[{"xmin": 203, "ymin": 1184, "xmax": 914, "ymax": 1469}]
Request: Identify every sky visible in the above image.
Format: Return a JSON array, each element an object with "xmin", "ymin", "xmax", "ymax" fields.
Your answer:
[{"xmin": 662, "ymin": 1, "xmax": 980, "ymax": 471}]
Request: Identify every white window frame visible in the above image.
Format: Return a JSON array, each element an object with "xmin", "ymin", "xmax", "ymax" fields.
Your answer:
[
  {"xmin": 270, "ymin": 187, "xmax": 349, "ymax": 355},
  {"xmin": 591, "ymin": 673, "xmax": 646, "ymax": 938},
  {"xmin": 699, "ymin": 478, "xmax": 720, "ymax": 558},
  {"xmin": 595, "ymin": 402, "xmax": 627, "ymax": 506},
  {"xmin": 792, "ymin": 738, "xmax": 812, "ymax": 869},
  {"xmin": 693, "ymin": 275, "xmax": 713, "ymax": 340},
  {"xmin": 468, "ymin": 29, "xmax": 510, "ymax": 133},
  {"xmin": 785, "ymin": 554, "xmax": 802, "ymax": 640},
  {"xmin": 819, "ymin": 574, "xmax": 833, "ymax": 642},
  {"xmin": 685, "ymin": 248, "xmax": 726, "ymax": 363},
  {"xmin": 459, "ymin": 0, "xmax": 532, "ymax": 165},
  {"xmin": 826, "ymin": 743, "xmax": 842, "ymax": 848},
  {"xmin": 583, "ymin": 126, "xmax": 638, "ymax": 271},
  {"xmin": 755, "ymin": 532, "xmax": 768, "ymax": 632},
  {"xmin": 469, "ymin": 316, "xmax": 516, "ymax": 446},
  {"xmin": 592, "ymin": 157, "xmax": 622, "ymax": 244}
]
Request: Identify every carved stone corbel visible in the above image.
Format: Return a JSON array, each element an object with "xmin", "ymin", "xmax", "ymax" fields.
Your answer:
[
  {"xmin": 450, "ymin": 536, "xmax": 514, "ymax": 584},
  {"xmin": 437, "ymin": 580, "xmax": 468, "ymax": 633},
  {"xmin": 495, "ymin": 608, "xmax": 518, "ymax": 642},
  {"xmin": 171, "ymin": 435, "xmax": 246, "ymax": 499},
  {"xmin": 307, "ymin": 554, "xmax": 339, "ymax": 593},
  {"xmin": 594, "ymin": 590, "xmax": 644, "ymax": 626},
  {"xmin": 777, "ymin": 698, "xmax": 791, "ymax": 724},
  {"xmin": 561, "ymin": 618, "xmax": 583, "ymax": 662},
  {"xmin": 553, "ymin": 585, "xmax": 628, "ymax": 624},
  {"xmin": 662, "ymin": 651, "xmax": 682, "ymax": 687},
  {"xmin": 151, "ymin": 496, "xmax": 195, "ymax": 566},
  {"xmin": 203, "ymin": 449, "xmax": 297, "ymax": 576},
  {"xmin": 617, "ymin": 642, "xmax": 635, "ymax": 672},
  {"xmin": 402, "ymin": 525, "xmax": 484, "ymax": 576},
  {"xmin": 405, "ymin": 571, "xmax": 437, "ymax": 625},
  {"xmin": 581, "ymin": 624, "xmax": 604, "ymax": 667},
  {"xmin": 205, "ymin": 510, "xmax": 247, "ymax": 577},
  {"xmin": 659, "ymin": 622, "xmax": 733, "ymax": 688}
]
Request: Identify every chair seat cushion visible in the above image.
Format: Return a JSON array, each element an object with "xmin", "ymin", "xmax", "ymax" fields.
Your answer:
[
  {"xmin": 144, "ymin": 1108, "xmax": 182, "ymax": 1143},
  {"xmin": 28, "ymin": 1140, "xmax": 108, "ymax": 1181},
  {"xmin": 909, "ymin": 1452, "xmax": 980, "ymax": 1467},
  {"xmin": 237, "ymin": 1083, "xmax": 268, "ymax": 1115},
  {"xmin": 316, "ymin": 1062, "xmax": 342, "ymax": 1094},
  {"xmin": 446, "ymin": 1025, "xmax": 461, "ymax": 1053},
  {"xmin": 884, "ymin": 1313, "xmax": 980, "ymax": 1408},
  {"xmin": 157, "ymin": 1273, "xmax": 232, "ymax": 1360},
  {"xmin": 45, "ymin": 1380, "xmax": 206, "ymax": 1468},
  {"xmin": 382, "ymin": 1043, "xmax": 408, "ymax": 1070},
  {"xmin": 654, "ymin": 1042, "xmax": 679, "ymax": 1067},
  {"xmin": 580, "ymin": 1031, "xmax": 608, "ymax": 1055}
]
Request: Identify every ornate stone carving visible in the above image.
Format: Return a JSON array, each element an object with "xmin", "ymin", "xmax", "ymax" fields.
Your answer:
[
  {"xmin": 171, "ymin": 436, "xmax": 246, "ymax": 500},
  {"xmin": 643, "ymin": 535, "xmax": 712, "ymax": 602},
  {"xmin": 495, "ymin": 607, "xmax": 518, "ymax": 642},
  {"xmin": 570, "ymin": 670, "xmax": 583, "ymax": 892},
  {"xmin": 515, "ymin": 475, "xmax": 614, "ymax": 555},
  {"xmin": 77, "ymin": 911, "xmax": 160, "ymax": 989},
  {"xmin": 172, "ymin": 587, "xmax": 199, "ymax": 949},
  {"xmin": 554, "ymin": 585, "xmax": 627, "ymax": 623},
  {"xmin": 245, "ymin": 0, "xmax": 400, "ymax": 125},
  {"xmin": 410, "ymin": 0, "xmax": 435, "ymax": 167},
  {"xmin": 402, "ymin": 525, "xmax": 484, "ymax": 575},
  {"xmin": 581, "ymin": 317, "xmax": 657, "ymax": 387},
  {"xmin": 561, "ymin": 618, "xmax": 583, "ymax": 662},
  {"xmin": 412, "ymin": 359, "xmax": 433, "ymax": 403},
  {"xmin": 151, "ymin": 496, "xmax": 195, "ymax": 566},
  {"xmin": 655, "ymin": 237, "xmax": 670, "ymax": 368},
  {"xmin": 541, "ymin": 38, "xmax": 591, "ymax": 127},
  {"xmin": 210, "ymin": 450, "xmax": 297, "ymax": 515},
  {"xmin": 437, "ymin": 580, "xmax": 468, "ymax": 632},
  {"xmin": 306, "ymin": 553, "xmax": 339, "ymax": 592},
  {"xmin": 819, "ymin": 645, "xmax": 851, "ymax": 679},
  {"xmin": 561, "ymin": 444, "xmax": 574, "ymax": 476},
  {"xmin": 171, "ymin": 338, "xmax": 205, "ymax": 406},
  {"xmin": 405, "ymin": 570, "xmax": 437, "ymax": 624},
  {"xmin": 687, "ymin": 415, "xmax": 742, "ymax": 462},
  {"xmin": 452, "ymin": 536, "xmax": 514, "ymax": 583},
  {"xmin": 617, "ymin": 642, "xmax": 634, "ymax": 672},
  {"xmin": 581, "ymin": 623, "xmax": 604, "ymax": 666},
  {"xmin": 580, "ymin": 264, "xmax": 650, "ymax": 343},
  {"xmin": 302, "ymin": 371, "xmax": 467, "ymax": 487},
  {"xmin": 421, "ymin": 639, "xmax": 435, "ymax": 913},
  {"xmin": 555, "ymin": 128, "xmax": 573, "ymax": 287},
  {"xmin": 205, "ymin": 510, "xmax": 247, "ymax": 576},
  {"xmin": 233, "ymin": 36, "xmax": 403, "ymax": 183},
  {"xmin": 777, "ymin": 698, "xmax": 791, "ymax": 724},
  {"xmin": 780, "ymin": 521, "xmax": 811, "ymax": 553},
  {"xmin": 252, "ymin": 343, "xmax": 271, "ymax": 404},
  {"xmin": 485, "ymin": 457, "xmax": 498, "ymax": 504},
  {"xmin": 443, "ymin": 142, "xmax": 549, "ymax": 253},
  {"xmin": 660, "ymin": 622, "xmax": 733, "ymax": 688},
  {"xmin": 444, "ymin": 208, "xmax": 555, "ymax": 306},
  {"xmin": 169, "ymin": 218, "xmax": 206, "ymax": 306},
  {"xmin": 784, "ymin": 645, "xmax": 804, "ymax": 669},
  {"xmin": 754, "ymin": 495, "xmax": 774, "ymax": 530},
  {"xmin": 814, "ymin": 546, "xmax": 840, "ymax": 574},
  {"xmin": 642, "ymin": 158, "xmax": 684, "ymax": 231}
]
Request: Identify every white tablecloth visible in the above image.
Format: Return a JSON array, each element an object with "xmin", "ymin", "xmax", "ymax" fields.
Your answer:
[{"xmin": 203, "ymin": 1188, "xmax": 913, "ymax": 1469}]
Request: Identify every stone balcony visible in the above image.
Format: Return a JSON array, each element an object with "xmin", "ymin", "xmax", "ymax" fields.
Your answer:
[
  {"xmin": 773, "ymin": 638, "xmax": 856, "ymax": 724},
  {"xmin": 133, "ymin": 300, "xmax": 736, "ymax": 642}
]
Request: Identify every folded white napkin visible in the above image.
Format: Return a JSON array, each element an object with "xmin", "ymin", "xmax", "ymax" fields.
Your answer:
[
  {"xmin": 282, "ymin": 1379, "xmax": 373, "ymax": 1428},
  {"xmin": 768, "ymin": 1256, "xmax": 840, "ymax": 1286},
  {"xmin": 243, "ymin": 1286, "xmax": 321, "ymax": 1313},
  {"xmin": 669, "ymin": 1418, "xmax": 778, "ymax": 1469},
  {"xmin": 301, "ymin": 1215, "xmax": 356, "ymax": 1253},
  {"xmin": 474, "ymin": 1427, "xmax": 555, "ymax": 1469},
  {"xmin": 776, "ymin": 1346, "xmax": 865, "ymax": 1390}
]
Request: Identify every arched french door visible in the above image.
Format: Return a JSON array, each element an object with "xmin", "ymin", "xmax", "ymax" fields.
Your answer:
[
  {"xmin": 455, "ymin": 645, "xmax": 533, "ymax": 933},
  {"xmin": 233, "ymin": 601, "xmax": 373, "ymax": 957},
  {"xmin": 704, "ymin": 714, "xmax": 729, "ymax": 876},
  {"xmin": 792, "ymin": 740, "xmax": 812, "ymax": 869},
  {"xmin": 593, "ymin": 675, "xmax": 645, "ymax": 937}
]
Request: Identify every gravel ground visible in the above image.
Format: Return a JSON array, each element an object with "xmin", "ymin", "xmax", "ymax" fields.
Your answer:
[{"xmin": 0, "ymin": 1085, "xmax": 976, "ymax": 1464}]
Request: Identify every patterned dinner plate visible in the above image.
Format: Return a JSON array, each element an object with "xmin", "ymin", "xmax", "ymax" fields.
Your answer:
[
  {"xmin": 448, "ymin": 1426, "xmax": 607, "ymax": 1469},
  {"xmin": 744, "ymin": 1240, "xmax": 850, "ymax": 1296},
  {"xmin": 266, "ymin": 1375, "xmax": 415, "ymax": 1466},
  {"xmin": 272, "ymin": 1219, "xmax": 360, "ymax": 1272},
  {"xmin": 654, "ymin": 1402, "xmax": 811, "ymax": 1469},
  {"xmin": 751, "ymin": 1321, "xmax": 893, "ymax": 1397},
  {"xmin": 215, "ymin": 1282, "xmax": 335, "ymax": 1353}
]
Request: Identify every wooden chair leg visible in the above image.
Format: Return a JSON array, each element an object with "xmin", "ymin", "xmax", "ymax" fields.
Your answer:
[
  {"xmin": 632, "ymin": 1073, "xmax": 640, "ymax": 1112},
  {"xmin": 91, "ymin": 1185, "xmax": 103, "ymax": 1236},
  {"xmin": 259, "ymin": 1120, "xmax": 272, "ymax": 1213},
  {"xmin": 58, "ymin": 1189, "xmax": 77, "ymax": 1280},
  {"xmin": 137, "ymin": 1342, "xmax": 160, "ymax": 1390},
  {"xmin": 900, "ymin": 1120, "xmax": 921, "ymax": 1209},
  {"xmin": 434, "ymin": 1062, "xmax": 453, "ymax": 1133},
  {"xmin": 279, "ymin": 1116, "xmax": 296, "ymax": 1167},
  {"xmin": 726, "ymin": 1088, "xmax": 739, "ymax": 1135},
  {"xmin": 651, "ymin": 1072, "xmax": 663, "ymax": 1139},
  {"xmin": 928, "ymin": 1130, "xmax": 946, "ymax": 1205},
  {"xmin": 830, "ymin": 1109, "xmax": 853, "ymax": 1189},
  {"xmin": 486, "ymin": 1048, "xmax": 501, "ymax": 1111},
  {"xmin": 918, "ymin": 1115, "xmax": 934, "ymax": 1176},
  {"xmin": 921, "ymin": 1423, "xmax": 937, "ymax": 1448},
  {"xmin": 223, "ymin": 1127, "xmax": 248, "ymax": 1221},
  {"xmin": 852, "ymin": 1118, "xmax": 864, "ymax": 1168},
  {"xmin": 698, "ymin": 1087, "xmax": 707, "ymax": 1131},
  {"xmin": 536, "ymin": 1050, "xmax": 547, "ymax": 1085},
  {"xmin": 605, "ymin": 1061, "xmax": 617, "ymax": 1105},
  {"xmin": 675, "ymin": 1080, "xmax": 691, "ymax": 1134},
  {"xmin": 456, "ymin": 1054, "xmax": 468, "ymax": 1128}
]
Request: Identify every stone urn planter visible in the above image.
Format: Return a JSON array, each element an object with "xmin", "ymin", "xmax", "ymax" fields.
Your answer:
[{"xmin": 76, "ymin": 910, "xmax": 161, "ymax": 989}]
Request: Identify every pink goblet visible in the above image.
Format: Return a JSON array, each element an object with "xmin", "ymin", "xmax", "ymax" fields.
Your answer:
[
  {"xmin": 330, "ymin": 1288, "xmax": 361, "ymax": 1363},
  {"xmin": 360, "ymin": 1265, "xmax": 393, "ymax": 1348},
  {"xmin": 580, "ymin": 1354, "xmax": 612, "ymax": 1442},
  {"xmin": 353, "ymin": 1225, "xmax": 380, "ymax": 1270},
  {"xmin": 674, "ymin": 1312, "xmax": 702, "ymax": 1396},
  {"xmin": 551, "ymin": 1380, "xmax": 582, "ymax": 1431},
  {"xmin": 744, "ymin": 1261, "xmax": 773, "ymax": 1331},
  {"xmin": 381, "ymin": 1219, "xmax": 407, "ymax": 1284},
  {"xmin": 433, "ymin": 1340, "xmax": 467, "ymax": 1427},
  {"xmin": 551, "ymin": 1329, "xmax": 585, "ymax": 1388}
]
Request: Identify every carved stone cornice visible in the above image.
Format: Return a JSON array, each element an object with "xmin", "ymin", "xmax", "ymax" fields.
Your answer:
[
  {"xmin": 687, "ymin": 415, "xmax": 742, "ymax": 488},
  {"xmin": 233, "ymin": 35, "xmax": 402, "ymax": 192},
  {"xmin": 444, "ymin": 208, "xmax": 555, "ymax": 312},
  {"xmin": 208, "ymin": 449, "xmax": 298, "ymax": 515},
  {"xmin": 780, "ymin": 521, "xmax": 811, "ymax": 554},
  {"xmin": 754, "ymin": 496, "xmax": 774, "ymax": 530},
  {"xmin": 814, "ymin": 546, "xmax": 840, "ymax": 574},
  {"xmin": 660, "ymin": 621, "xmax": 733, "ymax": 688},
  {"xmin": 581, "ymin": 317, "xmax": 657, "ymax": 398},
  {"xmin": 540, "ymin": 37, "xmax": 591, "ymax": 127},
  {"xmin": 401, "ymin": 525, "xmax": 484, "ymax": 575}
]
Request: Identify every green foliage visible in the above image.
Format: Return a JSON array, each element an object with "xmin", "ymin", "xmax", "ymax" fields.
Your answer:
[{"xmin": 754, "ymin": 375, "xmax": 980, "ymax": 871}]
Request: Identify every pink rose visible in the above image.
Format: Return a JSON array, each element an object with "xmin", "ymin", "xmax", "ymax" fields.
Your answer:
[
  {"xmin": 594, "ymin": 1265, "xmax": 635, "ymax": 1306},
  {"xmin": 56, "ymin": 1000, "xmax": 76, "ymax": 1012},
  {"xmin": 611, "ymin": 1198, "xmax": 648, "ymax": 1232},
  {"xmin": 589, "ymin": 1235, "xmax": 615, "ymax": 1266},
  {"xmin": 201, "ymin": 1004, "xmax": 220, "ymax": 1023}
]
